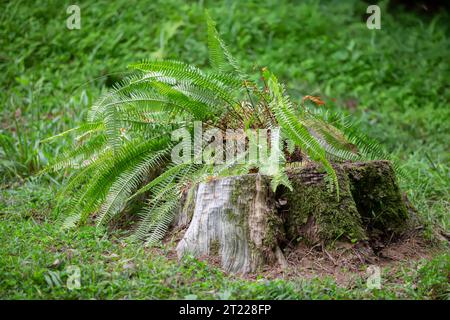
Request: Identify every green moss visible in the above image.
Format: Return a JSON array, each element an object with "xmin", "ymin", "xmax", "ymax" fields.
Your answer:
[
  {"xmin": 284, "ymin": 165, "xmax": 366, "ymax": 245},
  {"xmin": 182, "ymin": 185, "xmax": 198, "ymax": 221},
  {"xmin": 345, "ymin": 161, "xmax": 409, "ymax": 233},
  {"xmin": 264, "ymin": 212, "xmax": 284, "ymax": 249},
  {"xmin": 210, "ymin": 240, "xmax": 221, "ymax": 256},
  {"xmin": 283, "ymin": 161, "xmax": 410, "ymax": 246}
]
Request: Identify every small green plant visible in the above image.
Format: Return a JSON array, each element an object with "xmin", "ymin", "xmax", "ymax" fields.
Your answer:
[
  {"xmin": 0, "ymin": 116, "xmax": 43, "ymax": 182},
  {"xmin": 45, "ymin": 12, "xmax": 394, "ymax": 245}
]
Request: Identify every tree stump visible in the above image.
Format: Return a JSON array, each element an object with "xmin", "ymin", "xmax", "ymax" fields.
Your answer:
[
  {"xmin": 174, "ymin": 160, "xmax": 410, "ymax": 274},
  {"xmin": 176, "ymin": 174, "xmax": 283, "ymax": 274}
]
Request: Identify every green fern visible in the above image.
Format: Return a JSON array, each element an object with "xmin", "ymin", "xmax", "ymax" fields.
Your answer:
[{"xmin": 45, "ymin": 12, "xmax": 398, "ymax": 244}]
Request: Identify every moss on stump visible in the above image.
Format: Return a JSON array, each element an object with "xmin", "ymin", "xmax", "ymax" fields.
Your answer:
[
  {"xmin": 284, "ymin": 164, "xmax": 366, "ymax": 245},
  {"xmin": 174, "ymin": 160, "xmax": 410, "ymax": 274},
  {"xmin": 283, "ymin": 160, "xmax": 409, "ymax": 245},
  {"xmin": 344, "ymin": 161, "xmax": 409, "ymax": 233}
]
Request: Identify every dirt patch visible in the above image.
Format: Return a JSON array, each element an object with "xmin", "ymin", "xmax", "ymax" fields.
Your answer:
[
  {"xmin": 158, "ymin": 227, "xmax": 443, "ymax": 286},
  {"xmin": 256, "ymin": 230, "xmax": 436, "ymax": 285}
]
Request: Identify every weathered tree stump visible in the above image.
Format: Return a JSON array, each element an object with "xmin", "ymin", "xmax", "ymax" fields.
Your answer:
[
  {"xmin": 176, "ymin": 175, "xmax": 283, "ymax": 274},
  {"xmin": 174, "ymin": 160, "xmax": 410, "ymax": 274}
]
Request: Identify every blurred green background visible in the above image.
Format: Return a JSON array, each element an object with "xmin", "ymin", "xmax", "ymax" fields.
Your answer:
[{"xmin": 0, "ymin": 0, "xmax": 448, "ymax": 299}]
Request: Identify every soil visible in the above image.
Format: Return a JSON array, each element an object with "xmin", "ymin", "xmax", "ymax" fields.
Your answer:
[
  {"xmin": 156, "ymin": 224, "xmax": 442, "ymax": 286},
  {"xmin": 257, "ymin": 230, "xmax": 435, "ymax": 285}
]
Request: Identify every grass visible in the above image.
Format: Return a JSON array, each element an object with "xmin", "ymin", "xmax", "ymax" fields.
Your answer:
[
  {"xmin": 1, "ymin": 179, "xmax": 448, "ymax": 299},
  {"xmin": 0, "ymin": 0, "xmax": 448, "ymax": 299}
]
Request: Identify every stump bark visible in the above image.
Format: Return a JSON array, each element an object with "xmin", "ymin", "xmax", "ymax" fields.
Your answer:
[
  {"xmin": 174, "ymin": 160, "xmax": 409, "ymax": 274},
  {"xmin": 176, "ymin": 174, "xmax": 283, "ymax": 274}
]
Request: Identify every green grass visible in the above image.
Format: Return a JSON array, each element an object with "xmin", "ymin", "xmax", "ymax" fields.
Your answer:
[
  {"xmin": 1, "ymin": 180, "xmax": 448, "ymax": 299},
  {"xmin": 0, "ymin": 0, "xmax": 449, "ymax": 299}
]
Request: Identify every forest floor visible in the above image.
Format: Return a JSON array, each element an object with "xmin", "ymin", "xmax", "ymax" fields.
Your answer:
[{"xmin": 0, "ymin": 0, "xmax": 449, "ymax": 299}]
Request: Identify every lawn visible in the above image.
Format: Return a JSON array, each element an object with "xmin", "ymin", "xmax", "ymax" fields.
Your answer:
[{"xmin": 0, "ymin": 0, "xmax": 448, "ymax": 299}]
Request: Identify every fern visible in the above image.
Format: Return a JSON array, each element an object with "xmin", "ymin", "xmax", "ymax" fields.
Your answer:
[
  {"xmin": 46, "ymin": 12, "xmax": 397, "ymax": 244},
  {"xmin": 205, "ymin": 10, "xmax": 246, "ymax": 80},
  {"xmin": 265, "ymin": 71, "xmax": 340, "ymax": 198},
  {"xmin": 96, "ymin": 147, "xmax": 169, "ymax": 226}
]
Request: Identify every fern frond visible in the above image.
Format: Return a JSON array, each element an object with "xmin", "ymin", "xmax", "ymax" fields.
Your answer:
[
  {"xmin": 104, "ymin": 104, "xmax": 122, "ymax": 151},
  {"xmin": 96, "ymin": 147, "xmax": 169, "ymax": 226},
  {"xmin": 128, "ymin": 162, "xmax": 193, "ymax": 201},
  {"xmin": 301, "ymin": 117, "xmax": 360, "ymax": 162},
  {"xmin": 150, "ymin": 81, "xmax": 214, "ymax": 120},
  {"xmin": 132, "ymin": 188, "xmax": 180, "ymax": 243},
  {"xmin": 205, "ymin": 10, "xmax": 247, "ymax": 80},
  {"xmin": 270, "ymin": 169, "xmax": 293, "ymax": 192},
  {"xmin": 261, "ymin": 126, "xmax": 293, "ymax": 192},
  {"xmin": 173, "ymin": 80, "xmax": 223, "ymax": 112},
  {"xmin": 41, "ymin": 122, "xmax": 104, "ymax": 143},
  {"xmin": 45, "ymin": 134, "xmax": 108, "ymax": 172},
  {"xmin": 60, "ymin": 137, "xmax": 171, "ymax": 228},
  {"xmin": 266, "ymin": 71, "xmax": 340, "ymax": 198},
  {"xmin": 128, "ymin": 60, "xmax": 239, "ymax": 105},
  {"xmin": 130, "ymin": 162, "xmax": 208, "ymax": 243},
  {"xmin": 88, "ymin": 72, "xmax": 164, "ymax": 121}
]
